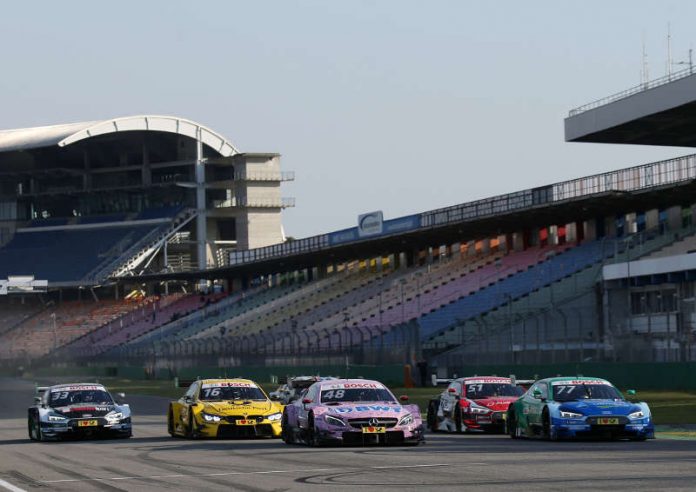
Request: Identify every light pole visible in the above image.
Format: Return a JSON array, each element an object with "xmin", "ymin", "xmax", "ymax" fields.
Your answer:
[{"xmin": 50, "ymin": 313, "xmax": 57, "ymax": 352}]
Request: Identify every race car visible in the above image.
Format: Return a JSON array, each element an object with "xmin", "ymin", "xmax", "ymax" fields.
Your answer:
[
  {"xmin": 269, "ymin": 375, "xmax": 337, "ymax": 405},
  {"xmin": 282, "ymin": 378, "xmax": 424, "ymax": 446},
  {"xmin": 426, "ymin": 376, "xmax": 525, "ymax": 433},
  {"xmin": 167, "ymin": 378, "xmax": 284, "ymax": 438},
  {"xmin": 507, "ymin": 376, "xmax": 655, "ymax": 441},
  {"xmin": 28, "ymin": 383, "xmax": 132, "ymax": 441}
]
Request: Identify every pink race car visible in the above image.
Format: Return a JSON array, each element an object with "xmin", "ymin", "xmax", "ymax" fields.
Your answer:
[{"xmin": 281, "ymin": 379, "xmax": 424, "ymax": 446}]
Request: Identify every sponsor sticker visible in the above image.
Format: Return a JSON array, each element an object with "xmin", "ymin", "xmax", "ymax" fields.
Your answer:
[
  {"xmin": 464, "ymin": 378, "xmax": 511, "ymax": 385},
  {"xmin": 77, "ymin": 420, "xmax": 99, "ymax": 427},
  {"xmin": 51, "ymin": 385, "xmax": 104, "ymax": 392},
  {"xmin": 321, "ymin": 382, "xmax": 383, "ymax": 390},
  {"xmin": 201, "ymin": 382, "xmax": 256, "ymax": 389},
  {"xmin": 550, "ymin": 380, "xmax": 610, "ymax": 386},
  {"xmin": 331, "ymin": 405, "xmax": 402, "ymax": 414},
  {"xmin": 362, "ymin": 426, "xmax": 386, "ymax": 434},
  {"xmin": 235, "ymin": 419, "xmax": 256, "ymax": 426}
]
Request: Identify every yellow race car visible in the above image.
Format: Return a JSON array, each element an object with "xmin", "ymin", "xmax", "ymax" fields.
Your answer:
[{"xmin": 167, "ymin": 378, "xmax": 283, "ymax": 438}]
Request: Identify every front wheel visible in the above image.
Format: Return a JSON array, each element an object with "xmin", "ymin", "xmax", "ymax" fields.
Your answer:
[
  {"xmin": 454, "ymin": 406, "xmax": 463, "ymax": 433},
  {"xmin": 307, "ymin": 414, "xmax": 322, "ymax": 447},
  {"xmin": 186, "ymin": 409, "xmax": 197, "ymax": 439},
  {"xmin": 507, "ymin": 410, "xmax": 518, "ymax": 439},
  {"xmin": 167, "ymin": 407, "xmax": 176, "ymax": 437},
  {"xmin": 281, "ymin": 412, "xmax": 294, "ymax": 444},
  {"xmin": 28, "ymin": 415, "xmax": 42, "ymax": 441},
  {"xmin": 542, "ymin": 409, "xmax": 557, "ymax": 441},
  {"xmin": 427, "ymin": 401, "xmax": 439, "ymax": 433}
]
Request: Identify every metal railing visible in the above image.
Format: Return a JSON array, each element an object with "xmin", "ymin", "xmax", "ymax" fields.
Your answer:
[
  {"xmin": 230, "ymin": 153, "xmax": 696, "ymax": 266},
  {"xmin": 569, "ymin": 65, "xmax": 696, "ymax": 116}
]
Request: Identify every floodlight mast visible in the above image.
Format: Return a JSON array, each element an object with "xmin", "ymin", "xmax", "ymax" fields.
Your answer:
[{"xmin": 195, "ymin": 126, "xmax": 208, "ymax": 291}]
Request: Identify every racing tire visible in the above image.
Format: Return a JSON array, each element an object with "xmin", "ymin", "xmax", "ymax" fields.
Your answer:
[
  {"xmin": 28, "ymin": 414, "xmax": 42, "ymax": 442},
  {"xmin": 507, "ymin": 410, "xmax": 519, "ymax": 439},
  {"xmin": 427, "ymin": 400, "xmax": 439, "ymax": 433},
  {"xmin": 186, "ymin": 409, "xmax": 197, "ymax": 439},
  {"xmin": 307, "ymin": 414, "xmax": 323, "ymax": 447},
  {"xmin": 454, "ymin": 406, "xmax": 463, "ymax": 433},
  {"xmin": 281, "ymin": 412, "xmax": 295, "ymax": 445},
  {"xmin": 542, "ymin": 409, "xmax": 557, "ymax": 441},
  {"xmin": 167, "ymin": 407, "xmax": 177, "ymax": 437}
]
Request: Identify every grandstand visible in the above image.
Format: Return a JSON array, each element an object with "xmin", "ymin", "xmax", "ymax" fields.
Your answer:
[
  {"xmin": 0, "ymin": 115, "xmax": 295, "ymax": 288},
  {"xmin": 5, "ymin": 70, "xmax": 696, "ymax": 375}
]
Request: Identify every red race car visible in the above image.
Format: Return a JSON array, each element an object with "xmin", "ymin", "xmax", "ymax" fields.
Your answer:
[{"xmin": 426, "ymin": 376, "xmax": 528, "ymax": 433}]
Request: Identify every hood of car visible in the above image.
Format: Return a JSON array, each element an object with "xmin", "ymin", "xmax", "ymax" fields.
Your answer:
[
  {"xmin": 321, "ymin": 402, "xmax": 408, "ymax": 418},
  {"xmin": 557, "ymin": 399, "xmax": 642, "ymax": 416},
  {"xmin": 471, "ymin": 396, "xmax": 518, "ymax": 411},
  {"xmin": 201, "ymin": 400, "xmax": 278, "ymax": 415},
  {"xmin": 53, "ymin": 404, "xmax": 115, "ymax": 418}
]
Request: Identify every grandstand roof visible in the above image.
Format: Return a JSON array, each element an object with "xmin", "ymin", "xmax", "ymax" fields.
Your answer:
[
  {"xmin": 0, "ymin": 115, "xmax": 239, "ymax": 156},
  {"xmin": 565, "ymin": 69, "xmax": 696, "ymax": 146}
]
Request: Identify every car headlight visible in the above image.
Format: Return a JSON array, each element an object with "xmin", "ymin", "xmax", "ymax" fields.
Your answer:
[
  {"xmin": 560, "ymin": 410, "xmax": 583, "ymax": 419},
  {"xmin": 398, "ymin": 413, "xmax": 414, "ymax": 426},
  {"xmin": 266, "ymin": 412, "xmax": 282, "ymax": 422},
  {"xmin": 324, "ymin": 415, "xmax": 346, "ymax": 427},
  {"xmin": 468, "ymin": 403, "xmax": 491, "ymax": 415},
  {"xmin": 105, "ymin": 412, "xmax": 123, "ymax": 423},
  {"xmin": 202, "ymin": 412, "xmax": 222, "ymax": 422},
  {"xmin": 628, "ymin": 410, "xmax": 645, "ymax": 420},
  {"xmin": 48, "ymin": 414, "xmax": 67, "ymax": 422}
]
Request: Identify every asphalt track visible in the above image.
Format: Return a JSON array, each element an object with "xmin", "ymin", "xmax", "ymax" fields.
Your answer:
[{"xmin": 0, "ymin": 378, "xmax": 695, "ymax": 491}]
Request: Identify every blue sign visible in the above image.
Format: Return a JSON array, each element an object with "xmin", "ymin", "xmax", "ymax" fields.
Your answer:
[{"xmin": 327, "ymin": 214, "xmax": 420, "ymax": 246}]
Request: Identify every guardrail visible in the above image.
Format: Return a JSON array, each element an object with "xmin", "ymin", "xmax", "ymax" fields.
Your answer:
[{"xmin": 569, "ymin": 65, "xmax": 696, "ymax": 116}]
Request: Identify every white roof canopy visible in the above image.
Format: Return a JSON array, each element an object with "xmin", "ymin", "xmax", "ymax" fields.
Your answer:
[{"xmin": 0, "ymin": 115, "xmax": 239, "ymax": 156}]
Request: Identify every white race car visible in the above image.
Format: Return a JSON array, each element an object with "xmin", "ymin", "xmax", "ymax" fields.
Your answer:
[{"xmin": 28, "ymin": 383, "xmax": 132, "ymax": 441}]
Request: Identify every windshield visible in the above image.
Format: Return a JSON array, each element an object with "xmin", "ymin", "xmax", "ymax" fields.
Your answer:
[
  {"xmin": 466, "ymin": 383, "xmax": 523, "ymax": 398},
  {"xmin": 320, "ymin": 388, "xmax": 396, "ymax": 403},
  {"xmin": 199, "ymin": 385, "xmax": 267, "ymax": 401},
  {"xmin": 552, "ymin": 383, "xmax": 623, "ymax": 402},
  {"xmin": 49, "ymin": 389, "xmax": 113, "ymax": 406}
]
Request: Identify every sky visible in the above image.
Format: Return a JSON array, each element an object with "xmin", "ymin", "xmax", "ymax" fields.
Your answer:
[{"xmin": 1, "ymin": 1, "xmax": 695, "ymax": 239}]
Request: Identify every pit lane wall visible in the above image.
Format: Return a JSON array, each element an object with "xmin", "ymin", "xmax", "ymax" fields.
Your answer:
[
  {"xmin": 6, "ymin": 362, "xmax": 696, "ymax": 390},
  {"xmin": 4, "ymin": 364, "xmax": 406, "ymax": 387}
]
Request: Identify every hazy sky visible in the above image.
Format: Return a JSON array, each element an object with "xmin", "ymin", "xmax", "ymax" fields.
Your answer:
[{"xmin": 1, "ymin": 1, "xmax": 694, "ymax": 238}]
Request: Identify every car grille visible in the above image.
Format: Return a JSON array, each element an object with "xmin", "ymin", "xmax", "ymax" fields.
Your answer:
[
  {"xmin": 586, "ymin": 416, "xmax": 629, "ymax": 425},
  {"xmin": 342, "ymin": 430, "xmax": 404, "ymax": 444},
  {"xmin": 348, "ymin": 418, "xmax": 398, "ymax": 429},
  {"xmin": 223, "ymin": 415, "xmax": 264, "ymax": 424},
  {"xmin": 217, "ymin": 424, "xmax": 273, "ymax": 438}
]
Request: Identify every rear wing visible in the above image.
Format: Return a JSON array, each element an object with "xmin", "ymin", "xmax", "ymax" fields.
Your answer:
[{"xmin": 429, "ymin": 375, "xmax": 537, "ymax": 388}]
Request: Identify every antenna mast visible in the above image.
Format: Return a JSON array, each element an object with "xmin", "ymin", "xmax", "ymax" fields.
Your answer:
[{"xmin": 667, "ymin": 22, "xmax": 673, "ymax": 79}]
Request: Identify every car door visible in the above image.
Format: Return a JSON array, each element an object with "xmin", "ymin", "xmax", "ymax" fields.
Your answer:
[
  {"xmin": 297, "ymin": 384, "xmax": 318, "ymax": 430},
  {"xmin": 441, "ymin": 381, "xmax": 462, "ymax": 419},
  {"xmin": 526, "ymin": 381, "xmax": 548, "ymax": 427},
  {"xmin": 178, "ymin": 382, "xmax": 199, "ymax": 428}
]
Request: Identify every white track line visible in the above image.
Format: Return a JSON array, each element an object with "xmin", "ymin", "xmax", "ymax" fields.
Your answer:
[
  {"xmin": 42, "ymin": 463, "xmax": 466, "ymax": 484},
  {"xmin": 0, "ymin": 478, "xmax": 27, "ymax": 492}
]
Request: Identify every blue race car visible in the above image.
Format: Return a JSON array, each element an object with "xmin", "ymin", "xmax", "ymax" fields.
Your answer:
[{"xmin": 507, "ymin": 376, "xmax": 654, "ymax": 441}]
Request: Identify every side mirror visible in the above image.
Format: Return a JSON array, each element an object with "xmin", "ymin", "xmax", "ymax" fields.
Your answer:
[
  {"xmin": 532, "ymin": 389, "xmax": 544, "ymax": 400},
  {"xmin": 399, "ymin": 395, "xmax": 409, "ymax": 402},
  {"xmin": 302, "ymin": 398, "xmax": 312, "ymax": 405},
  {"xmin": 117, "ymin": 392, "xmax": 126, "ymax": 399},
  {"xmin": 626, "ymin": 389, "xmax": 636, "ymax": 396},
  {"xmin": 447, "ymin": 388, "xmax": 458, "ymax": 395},
  {"xmin": 34, "ymin": 396, "xmax": 41, "ymax": 405},
  {"xmin": 269, "ymin": 394, "xmax": 280, "ymax": 401}
]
